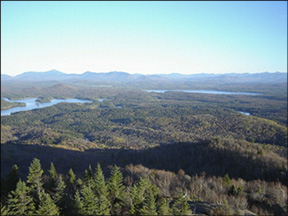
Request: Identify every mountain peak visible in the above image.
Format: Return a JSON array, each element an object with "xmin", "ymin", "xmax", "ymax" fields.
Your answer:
[{"xmin": 45, "ymin": 69, "xmax": 65, "ymax": 74}]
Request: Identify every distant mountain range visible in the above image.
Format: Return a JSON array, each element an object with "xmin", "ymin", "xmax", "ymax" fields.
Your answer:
[{"xmin": 1, "ymin": 70, "xmax": 287, "ymax": 84}]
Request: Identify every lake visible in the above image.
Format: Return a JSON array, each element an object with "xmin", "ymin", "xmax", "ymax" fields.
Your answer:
[
  {"xmin": 238, "ymin": 111, "xmax": 250, "ymax": 116},
  {"xmin": 1, "ymin": 98, "xmax": 92, "ymax": 116},
  {"xmin": 144, "ymin": 90, "xmax": 262, "ymax": 95}
]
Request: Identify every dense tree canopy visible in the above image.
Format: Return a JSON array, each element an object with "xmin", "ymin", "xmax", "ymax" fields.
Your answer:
[
  {"xmin": 1, "ymin": 81, "xmax": 287, "ymax": 215},
  {"xmin": 1, "ymin": 159, "xmax": 287, "ymax": 215}
]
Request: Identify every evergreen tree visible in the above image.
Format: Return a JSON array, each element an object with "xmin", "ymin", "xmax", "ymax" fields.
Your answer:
[
  {"xmin": 108, "ymin": 165, "xmax": 125, "ymax": 215},
  {"xmin": 130, "ymin": 176, "xmax": 159, "ymax": 215},
  {"xmin": 129, "ymin": 185, "xmax": 138, "ymax": 215},
  {"xmin": 53, "ymin": 175, "xmax": 66, "ymax": 205},
  {"xmin": 140, "ymin": 190, "xmax": 157, "ymax": 215},
  {"xmin": 131, "ymin": 177, "xmax": 148, "ymax": 205},
  {"xmin": 7, "ymin": 179, "xmax": 35, "ymax": 215},
  {"xmin": 130, "ymin": 177, "xmax": 147, "ymax": 215},
  {"xmin": 36, "ymin": 192, "xmax": 60, "ymax": 215},
  {"xmin": 55, "ymin": 173, "xmax": 73, "ymax": 215},
  {"xmin": 157, "ymin": 197, "xmax": 172, "ymax": 215},
  {"xmin": 83, "ymin": 164, "xmax": 93, "ymax": 185},
  {"xmin": 6, "ymin": 164, "xmax": 19, "ymax": 194},
  {"xmin": 67, "ymin": 168, "xmax": 76, "ymax": 195},
  {"xmin": 26, "ymin": 158, "xmax": 44, "ymax": 203},
  {"xmin": 93, "ymin": 163, "xmax": 111, "ymax": 215},
  {"xmin": 48, "ymin": 162, "xmax": 58, "ymax": 190},
  {"xmin": 75, "ymin": 178, "xmax": 83, "ymax": 191},
  {"xmin": 172, "ymin": 191, "xmax": 191, "ymax": 215},
  {"xmin": 74, "ymin": 190, "xmax": 84, "ymax": 215},
  {"xmin": 54, "ymin": 174, "xmax": 76, "ymax": 215},
  {"xmin": 67, "ymin": 168, "xmax": 76, "ymax": 185},
  {"xmin": 80, "ymin": 183, "xmax": 98, "ymax": 215}
]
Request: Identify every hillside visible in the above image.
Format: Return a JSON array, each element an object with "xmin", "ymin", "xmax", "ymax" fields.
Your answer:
[{"xmin": 1, "ymin": 75, "xmax": 287, "ymax": 215}]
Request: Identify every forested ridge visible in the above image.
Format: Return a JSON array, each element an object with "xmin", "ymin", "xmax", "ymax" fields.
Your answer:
[
  {"xmin": 1, "ymin": 158, "xmax": 287, "ymax": 215},
  {"xmin": 1, "ymin": 81, "xmax": 287, "ymax": 215}
]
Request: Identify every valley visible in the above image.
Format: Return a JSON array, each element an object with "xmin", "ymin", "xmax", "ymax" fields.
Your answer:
[{"xmin": 1, "ymin": 71, "xmax": 287, "ymax": 215}]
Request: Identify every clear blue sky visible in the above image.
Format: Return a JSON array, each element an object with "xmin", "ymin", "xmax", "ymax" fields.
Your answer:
[{"xmin": 1, "ymin": 1, "xmax": 287, "ymax": 76}]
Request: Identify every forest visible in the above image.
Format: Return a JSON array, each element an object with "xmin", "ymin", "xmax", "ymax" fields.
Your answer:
[
  {"xmin": 1, "ymin": 99, "xmax": 25, "ymax": 110},
  {"xmin": 1, "ymin": 76, "xmax": 287, "ymax": 215}
]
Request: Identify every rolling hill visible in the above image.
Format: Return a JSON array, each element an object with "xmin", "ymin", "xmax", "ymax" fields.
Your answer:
[{"xmin": 2, "ymin": 70, "xmax": 287, "ymax": 84}]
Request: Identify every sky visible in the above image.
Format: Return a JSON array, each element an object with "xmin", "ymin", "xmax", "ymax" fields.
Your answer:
[{"xmin": 1, "ymin": 1, "xmax": 287, "ymax": 76}]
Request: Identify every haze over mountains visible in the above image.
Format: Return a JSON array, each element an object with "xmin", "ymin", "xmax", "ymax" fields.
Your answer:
[{"xmin": 2, "ymin": 70, "xmax": 287, "ymax": 84}]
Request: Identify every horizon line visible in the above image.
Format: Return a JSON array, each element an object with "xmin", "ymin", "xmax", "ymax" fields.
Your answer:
[{"xmin": 2, "ymin": 70, "xmax": 287, "ymax": 77}]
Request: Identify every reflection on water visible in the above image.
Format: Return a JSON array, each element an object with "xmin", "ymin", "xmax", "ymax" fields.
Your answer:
[{"xmin": 1, "ymin": 98, "xmax": 92, "ymax": 116}]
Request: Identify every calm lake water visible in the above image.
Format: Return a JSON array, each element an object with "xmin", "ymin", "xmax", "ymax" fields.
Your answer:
[
  {"xmin": 1, "ymin": 98, "xmax": 92, "ymax": 116},
  {"xmin": 239, "ymin": 111, "xmax": 251, "ymax": 116},
  {"xmin": 144, "ymin": 90, "xmax": 262, "ymax": 95}
]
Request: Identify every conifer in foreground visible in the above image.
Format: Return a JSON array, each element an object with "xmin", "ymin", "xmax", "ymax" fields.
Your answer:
[
  {"xmin": 36, "ymin": 192, "xmax": 60, "ymax": 215},
  {"xmin": 108, "ymin": 165, "xmax": 126, "ymax": 215},
  {"xmin": 93, "ymin": 163, "xmax": 111, "ymax": 215},
  {"xmin": 7, "ymin": 179, "xmax": 35, "ymax": 215},
  {"xmin": 26, "ymin": 158, "xmax": 44, "ymax": 203}
]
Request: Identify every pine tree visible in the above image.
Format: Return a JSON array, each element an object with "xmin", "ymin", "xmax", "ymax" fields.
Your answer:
[
  {"xmin": 131, "ymin": 177, "xmax": 148, "ymax": 205},
  {"xmin": 26, "ymin": 158, "xmax": 44, "ymax": 203},
  {"xmin": 140, "ymin": 190, "xmax": 157, "ymax": 215},
  {"xmin": 56, "ymin": 174, "xmax": 76, "ymax": 216},
  {"xmin": 130, "ymin": 176, "xmax": 159, "ymax": 215},
  {"xmin": 157, "ymin": 197, "xmax": 172, "ymax": 215},
  {"xmin": 83, "ymin": 164, "xmax": 93, "ymax": 185},
  {"xmin": 6, "ymin": 164, "xmax": 19, "ymax": 194},
  {"xmin": 93, "ymin": 163, "xmax": 111, "ymax": 215},
  {"xmin": 7, "ymin": 179, "xmax": 35, "ymax": 215},
  {"xmin": 130, "ymin": 177, "xmax": 147, "ymax": 215},
  {"xmin": 67, "ymin": 168, "xmax": 76, "ymax": 185},
  {"xmin": 67, "ymin": 168, "xmax": 76, "ymax": 195},
  {"xmin": 75, "ymin": 178, "xmax": 83, "ymax": 191},
  {"xmin": 130, "ymin": 185, "xmax": 138, "ymax": 215},
  {"xmin": 74, "ymin": 190, "xmax": 84, "ymax": 215},
  {"xmin": 108, "ymin": 165, "xmax": 125, "ymax": 215},
  {"xmin": 172, "ymin": 191, "xmax": 191, "ymax": 215},
  {"xmin": 80, "ymin": 183, "xmax": 98, "ymax": 215},
  {"xmin": 36, "ymin": 192, "xmax": 60, "ymax": 215},
  {"xmin": 77, "ymin": 164, "xmax": 111, "ymax": 215},
  {"xmin": 48, "ymin": 162, "xmax": 58, "ymax": 190},
  {"xmin": 53, "ymin": 175, "xmax": 66, "ymax": 205}
]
